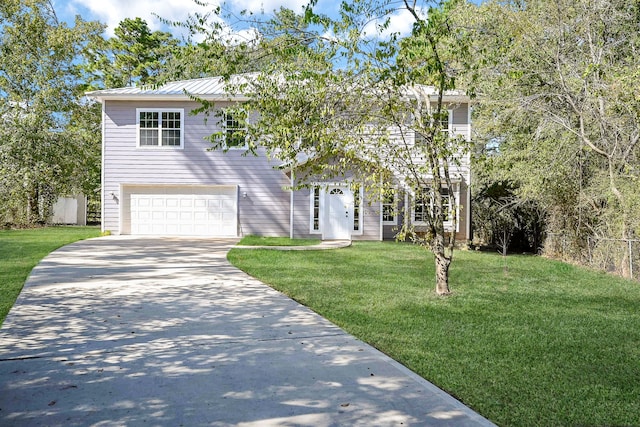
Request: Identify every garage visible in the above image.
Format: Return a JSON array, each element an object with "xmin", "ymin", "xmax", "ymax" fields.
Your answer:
[{"xmin": 124, "ymin": 186, "xmax": 238, "ymax": 237}]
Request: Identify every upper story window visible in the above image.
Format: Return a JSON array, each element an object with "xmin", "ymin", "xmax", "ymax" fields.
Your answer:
[
  {"xmin": 439, "ymin": 109, "xmax": 451, "ymax": 133},
  {"xmin": 414, "ymin": 108, "xmax": 453, "ymax": 144},
  {"xmin": 137, "ymin": 108, "xmax": 184, "ymax": 148},
  {"xmin": 223, "ymin": 110, "xmax": 247, "ymax": 149}
]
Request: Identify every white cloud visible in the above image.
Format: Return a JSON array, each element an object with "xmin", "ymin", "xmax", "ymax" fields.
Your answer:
[
  {"xmin": 59, "ymin": 0, "xmax": 309, "ymax": 39},
  {"xmin": 361, "ymin": 7, "xmax": 425, "ymax": 39},
  {"xmin": 230, "ymin": 0, "xmax": 308, "ymax": 14},
  {"xmin": 62, "ymin": 0, "xmax": 213, "ymax": 37}
]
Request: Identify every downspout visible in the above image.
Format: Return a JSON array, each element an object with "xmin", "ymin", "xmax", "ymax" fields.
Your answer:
[
  {"xmin": 101, "ymin": 100, "xmax": 106, "ymax": 234},
  {"xmin": 379, "ymin": 176, "xmax": 383, "ymax": 241},
  {"xmin": 467, "ymin": 104, "xmax": 473, "ymax": 242},
  {"xmin": 290, "ymin": 170, "xmax": 294, "ymax": 239},
  {"xmin": 466, "ymin": 180, "xmax": 472, "ymax": 242}
]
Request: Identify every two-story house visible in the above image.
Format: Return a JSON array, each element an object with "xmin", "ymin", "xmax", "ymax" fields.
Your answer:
[{"xmin": 87, "ymin": 76, "xmax": 471, "ymax": 241}]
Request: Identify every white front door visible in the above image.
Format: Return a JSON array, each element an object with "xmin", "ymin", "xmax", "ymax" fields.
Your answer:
[{"xmin": 324, "ymin": 186, "xmax": 353, "ymax": 240}]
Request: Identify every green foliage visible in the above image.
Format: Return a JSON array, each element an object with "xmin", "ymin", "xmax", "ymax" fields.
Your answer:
[
  {"xmin": 0, "ymin": 226, "xmax": 100, "ymax": 325},
  {"xmin": 228, "ymin": 241, "xmax": 640, "ymax": 426},
  {"xmin": 82, "ymin": 17, "xmax": 180, "ymax": 89},
  {"xmin": 0, "ymin": 0, "xmax": 104, "ymax": 225},
  {"xmin": 469, "ymin": 0, "xmax": 640, "ymax": 276}
]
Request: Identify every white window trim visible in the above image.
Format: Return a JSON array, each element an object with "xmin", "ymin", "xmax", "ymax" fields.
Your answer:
[
  {"xmin": 309, "ymin": 186, "xmax": 322, "ymax": 235},
  {"xmin": 441, "ymin": 108, "xmax": 454, "ymax": 135},
  {"xmin": 222, "ymin": 110, "xmax": 248, "ymax": 150},
  {"xmin": 411, "ymin": 184, "xmax": 460, "ymax": 232},
  {"xmin": 136, "ymin": 108, "xmax": 184, "ymax": 149},
  {"xmin": 352, "ymin": 184, "xmax": 364, "ymax": 236},
  {"xmin": 381, "ymin": 190, "xmax": 397, "ymax": 225}
]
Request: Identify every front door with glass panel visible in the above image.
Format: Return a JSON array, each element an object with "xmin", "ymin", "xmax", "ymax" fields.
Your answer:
[{"xmin": 324, "ymin": 186, "xmax": 353, "ymax": 240}]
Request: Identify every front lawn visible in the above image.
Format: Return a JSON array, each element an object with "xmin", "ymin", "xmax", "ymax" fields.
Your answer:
[
  {"xmin": 227, "ymin": 241, "xmax": 640, "ymax": 426},
  {"xmin": 0, "ymin": 226, "xmax": 101, "ymax": 325}
]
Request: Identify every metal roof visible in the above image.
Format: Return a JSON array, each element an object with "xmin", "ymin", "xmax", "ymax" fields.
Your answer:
[
  {"xmin": 85, "ymin": 74, "xmax": 256, "ymax": 101},
  {"xmin": 85, "ymin": 73, "xmax": 468, "ymax": 103}
]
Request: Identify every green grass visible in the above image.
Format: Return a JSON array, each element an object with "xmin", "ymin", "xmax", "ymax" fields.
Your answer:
[
  {"xmin": 237, "ymin": 235, "xmax": 321, "ymax": 246},
  {"xmin": 0, "ymin": 226, "xmax": 101, "ymax": 325},
  {"xmin": 228, "ymin": 241, "xmax": 640, "ymax": 426}
]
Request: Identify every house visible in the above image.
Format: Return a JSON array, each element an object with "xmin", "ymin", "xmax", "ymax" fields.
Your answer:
[{"xmin": 86, "ymin": 76, "xmax": 471, "ymax": 241}]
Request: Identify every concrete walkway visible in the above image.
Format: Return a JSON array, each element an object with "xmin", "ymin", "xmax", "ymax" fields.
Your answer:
[
  {"xmin": 0, "ymin": 236, "xmax": 495, "ymax": 426},
  {"xmin": 233, "ymin": 240, "xmax": 352, "ymax": 251}
]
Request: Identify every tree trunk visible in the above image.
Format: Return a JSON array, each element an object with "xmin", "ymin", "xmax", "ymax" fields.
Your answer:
[
  {"xmin": 434, "ymin": 250, "xmax": 451, "ymax": 295},
  {"xmin": 27, "ymin": 189, "xmax": 40, "ymax": 225},
  {"xmin": 609, "ymin": 160, "xmax": 631, "ymax": 278}
]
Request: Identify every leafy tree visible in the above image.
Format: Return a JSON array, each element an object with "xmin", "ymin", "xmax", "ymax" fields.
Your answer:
[
  {"xmin": 469, "ymin": 0, "xmax": 640, "ymax": 276},
  {"xmin": 189, "ymin": 0, "xmax": 472, "ymax": 294},
  {"xmin": 83, "ymin": 17, "xmax": 180, "ymax": 89},
  {"xmin": 0, "ymin": 0, "xmax": 103, "ymax": 225}
]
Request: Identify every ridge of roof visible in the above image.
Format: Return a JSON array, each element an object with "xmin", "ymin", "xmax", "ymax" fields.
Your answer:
[{"xmin": 85, "ymin": 73, "xmax": 467, "ymax": 102}]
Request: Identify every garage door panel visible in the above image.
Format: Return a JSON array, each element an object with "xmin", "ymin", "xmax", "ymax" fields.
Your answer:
[{"xmin": 128, "ymin": 186, "xmax": 237, "ymax": 237}]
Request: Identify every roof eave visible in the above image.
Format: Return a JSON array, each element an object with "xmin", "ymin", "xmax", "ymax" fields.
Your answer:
[{"xmin": 85, "ymin": 93, "xmax": 251, "ymax": 102}]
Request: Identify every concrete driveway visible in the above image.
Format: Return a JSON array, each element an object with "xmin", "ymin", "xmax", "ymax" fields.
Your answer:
[{"xmin": 0, "ymin": 237, "xmax": 495, "ymax": 426}]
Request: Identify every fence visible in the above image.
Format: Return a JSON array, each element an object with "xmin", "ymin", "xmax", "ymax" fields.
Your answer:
[
  {"xmin": 587, "ymin": 237, "xmax": 640, "ymax": 281},
  {"xmin": 543, "ymin": 234, "xmax": 640, "ymax": 281}
]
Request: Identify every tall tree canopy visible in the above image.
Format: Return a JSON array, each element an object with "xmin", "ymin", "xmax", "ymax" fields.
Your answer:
[
  {"xmin": 470, "ymin": 0, "xmax": 640, "ymax": 276},
  {"xmin": 83, "ymin": 17, "xmax": 180, "ymax": 89},
  {"xmin": 0, "ymin": 0, "xmax": 103, "ymax": 225}
]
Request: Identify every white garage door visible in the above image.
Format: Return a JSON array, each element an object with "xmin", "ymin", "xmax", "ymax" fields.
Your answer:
[{"xmin": 129, "ymin": 186, "xmax": 237, "ymax": 237}]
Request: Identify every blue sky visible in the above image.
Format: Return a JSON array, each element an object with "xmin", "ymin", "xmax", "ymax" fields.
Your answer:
[
  {"xmin": 55, "ymin": 0, "xmax": 328, "ymax": 38},
  {"xmin": 53, "ymin": 0, "xmax": 482, "ymax": 40}
]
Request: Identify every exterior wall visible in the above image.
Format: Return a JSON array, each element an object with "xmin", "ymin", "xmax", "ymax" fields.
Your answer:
[
  {"xmin": 102, "ymin": 100, "xmax": 290, "ymax": 236},
  {"xmin": 447, "ymin": 102, "xmax": 472, "ymax": 185},
  {"xmin": 291, "ymin": 185, "xmax": 314, "ymax": 239},
  {"xmin": 354, "ymin": 187, "xmax": 382, "ymax": 241}
]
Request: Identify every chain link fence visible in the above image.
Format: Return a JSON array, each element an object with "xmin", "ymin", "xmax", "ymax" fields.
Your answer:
[
  {"xmin": 587, "ymin": 237, "xmax": 640, "ymax": 281},
  {"xmin": 543, "ymin": 234, "xmax": 640, "ymax": 281}
]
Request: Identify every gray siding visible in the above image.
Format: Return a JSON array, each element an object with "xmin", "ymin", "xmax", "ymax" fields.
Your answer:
[{"xmin": 102, "ymin": 100, "xmax": 290, "ymax": 236}]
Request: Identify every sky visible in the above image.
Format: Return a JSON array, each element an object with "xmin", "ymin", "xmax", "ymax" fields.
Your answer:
[
  {"xmin": 53, "ymin": 0, "xmax": 422, "ymax": 39},
  {"xmin": 56, "ymin": 0, "xmax": 329, "ymax": 38}
]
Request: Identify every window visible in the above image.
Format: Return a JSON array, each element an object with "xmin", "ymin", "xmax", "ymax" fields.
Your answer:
[
  {"xmin": 439, "ymin": 109, "xmax": 450, "ymax": 132},
  {"xmin": 382, "ymin": 191, "xmax": 396, "ymax": 224},
  {"xmin": 413, "ymin": 188, "xmax": 432, "ymax": 223},
  {"xmin": 353, "ymin": 185, "xmax": 361, "ymax": 232},
  {"xmin": 137, "ymin": 109, "xmax": 183, "ymax": 148},
  {"xmin": 413, "ymin": 186, "xmax": 457, "ymax": 226},
  {"xmin": 311, "ymin": 187, "xmax": 321, "ymax": 233},
  {"xmin": 224, "ymin": 110, "xmax": 247, "ymax": 148},
  {"xmin": 414, "ymin": 108, "xmax": 452, "ymax": 144}
]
